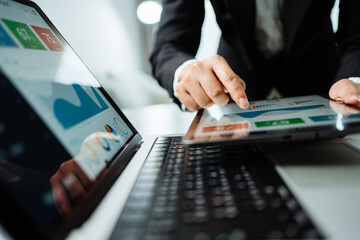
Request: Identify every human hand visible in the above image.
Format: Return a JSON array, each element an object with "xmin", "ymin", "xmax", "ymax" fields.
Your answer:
[
  {"xmin": 50, "ymin": 159, "xmax": 95, "ymax": 219},
  {"xmin": 329, "ymin": 79, "xmax": 360, "ymax": 107},
  {"xmin": 176, "ymin": 55, "xmax": 249, "ymax": 111},
  {"xmin": 329, "ymin": 99, "xmax": 360, "ymax": 116}
]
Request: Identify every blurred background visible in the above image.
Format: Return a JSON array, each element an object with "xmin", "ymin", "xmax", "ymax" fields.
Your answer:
[{"xmin": 32, "ymin": 0, "xmax": 340, "ymax": 109}]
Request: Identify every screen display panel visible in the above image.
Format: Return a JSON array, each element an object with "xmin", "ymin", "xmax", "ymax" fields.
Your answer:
[
  {"xmin": 184, "ymin": 95, "xmax": 360, "ymax": 145},
  {"xmin": 0, "ymin": 0, "xmax": 138, "ymax": 237}
]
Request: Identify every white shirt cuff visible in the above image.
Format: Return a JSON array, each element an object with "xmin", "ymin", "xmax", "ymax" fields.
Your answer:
[
  {"xmin": 173, "ymin": 59, "xmax": 197, "ymax": 98},
  {"xmin": 349, "ymin": 77, "xmax": 360, "ymax": 84}
]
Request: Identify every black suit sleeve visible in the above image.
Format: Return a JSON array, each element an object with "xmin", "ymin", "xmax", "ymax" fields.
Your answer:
[
  {"xmin": 335, "ymin": 0, "xmax": 360, "ymax": 80},
  {"xmin": 150, "ymin": 0, "xmax": 205, "ymax": 105}
]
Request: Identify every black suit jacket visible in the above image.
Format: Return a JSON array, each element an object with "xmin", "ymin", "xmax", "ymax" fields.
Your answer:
[{"xmin": 150, "ymin": 0, "xmax": 360, "ymax": 106}]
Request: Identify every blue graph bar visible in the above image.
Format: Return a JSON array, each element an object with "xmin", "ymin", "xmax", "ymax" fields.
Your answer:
[{"xmin": 54, "ymin": 84, "xmax": 109, "ymax": 129}]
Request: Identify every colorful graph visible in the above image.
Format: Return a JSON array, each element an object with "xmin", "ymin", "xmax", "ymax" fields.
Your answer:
[
  {"xmin": 105, "ymin": 124, "xmax": 120, "ymax": 143},
  {"xmin": 228, "ymin": 105, "xmax": 325, "ymax": 119},
  {"xmin": 54, "ymin": 84, "xmax": 109, "ymax": 129},
  {"xmin": 95, "ymin": 132, "xmax": 111, "ymax": 151}
]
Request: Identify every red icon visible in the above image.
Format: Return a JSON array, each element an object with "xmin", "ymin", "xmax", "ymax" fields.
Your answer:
[{"xmin": 31, "ymin": 26, "xmax": 64, "ymax": 52}]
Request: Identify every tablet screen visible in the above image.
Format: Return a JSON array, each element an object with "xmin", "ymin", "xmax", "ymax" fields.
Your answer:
[{"xmin": 183, "ymin": 95, "xmax": 360, "ymax": 145}]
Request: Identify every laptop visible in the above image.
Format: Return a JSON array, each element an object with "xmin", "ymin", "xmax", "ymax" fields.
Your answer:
[{"xmin": 1, "ymin": 1, "xmax": 360, "ymax": 239}]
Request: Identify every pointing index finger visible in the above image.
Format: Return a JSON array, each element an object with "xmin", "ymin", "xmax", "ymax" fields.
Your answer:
[{"xmin": 210, "ymin": 56, "xmax": 249, "ymax": 108}]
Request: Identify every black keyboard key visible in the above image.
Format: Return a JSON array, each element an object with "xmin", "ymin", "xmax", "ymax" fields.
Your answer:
[{"xmin": 110, "ymin": 137, "xmax": 324, "ymax": 240}]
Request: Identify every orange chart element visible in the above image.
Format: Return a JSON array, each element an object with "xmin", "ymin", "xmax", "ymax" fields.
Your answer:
[
  {"xmin": 202, "ymin": 122, "xmax": 249, "ymax": 133},
  {"xmin": 95, "ymin": 132, "xmax": 111, "ymax": 151}
]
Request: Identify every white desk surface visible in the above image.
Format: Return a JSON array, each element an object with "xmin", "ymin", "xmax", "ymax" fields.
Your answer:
[{"xmin": 1, "ymin": 103, "xmax": 360, "ymax": 240}]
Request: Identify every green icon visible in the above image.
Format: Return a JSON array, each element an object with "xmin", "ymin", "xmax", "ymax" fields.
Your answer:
[
  {"xmin": 216, "ymin": 233, "xmax": 230, "ymax": 240},
  {"xmin": 255, "ymin": 118, "xmax": 305, "ymax": 128},
  {"xmin": 2, "ymin": 19, "xmax": 46, "ymax": 50}
]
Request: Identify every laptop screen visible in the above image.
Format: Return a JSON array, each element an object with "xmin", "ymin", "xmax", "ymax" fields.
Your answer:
[{"xmin": 0, "ymin": 0, "xmax": 138, "ymax": 237}]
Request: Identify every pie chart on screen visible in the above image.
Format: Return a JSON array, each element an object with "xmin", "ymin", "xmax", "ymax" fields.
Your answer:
[{"xmin": 114, "ymin": 118, "xmax": 128, "ymax": 135}]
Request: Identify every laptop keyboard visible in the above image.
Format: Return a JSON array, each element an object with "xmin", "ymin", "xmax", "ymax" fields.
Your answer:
[{"xmin": 110, "ymin": 137, "xmax": 323, "ymax": 240}]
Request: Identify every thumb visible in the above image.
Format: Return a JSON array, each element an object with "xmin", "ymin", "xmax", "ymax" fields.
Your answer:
[{"xmin": 329, "ymin": 79, "xmax": 360, "ymax": 106}]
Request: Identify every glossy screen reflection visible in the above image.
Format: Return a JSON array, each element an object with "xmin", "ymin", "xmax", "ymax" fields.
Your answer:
[
  {"xmin": 51, "ymin": 132, "xmax": 117, "ymax": 219},
  {"xmin": 184, "ymin": 95, "xmax": 360, "ymax": 145},
  {"xmin": 0, "ymin": 0, "xmax": 136, "ymax": 232}
]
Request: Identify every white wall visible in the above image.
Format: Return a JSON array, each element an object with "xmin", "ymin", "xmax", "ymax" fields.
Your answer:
[
  {"xmin": 33, "ymin": 0, "xmax": 141, "ymax": 76},
  {"xmin": 33, "ymin": 0, "xmax": 170, "ymax": 108}
]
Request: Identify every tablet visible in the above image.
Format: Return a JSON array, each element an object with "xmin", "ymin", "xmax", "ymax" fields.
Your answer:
[{"xmin": 183, "ymin": 95, "xmax": 360, "ymax": 145}]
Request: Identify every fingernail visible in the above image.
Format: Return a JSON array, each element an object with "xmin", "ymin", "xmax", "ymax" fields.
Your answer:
[
  {"xmin": 334, "ymin": 97, "xmax": 344, "ymax": 104},
  {"xmin": 239, "ymin": 97, "xmax": 249, "ymax": 109}
]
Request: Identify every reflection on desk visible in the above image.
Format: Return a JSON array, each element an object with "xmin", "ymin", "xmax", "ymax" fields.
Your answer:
[{"xmin": 123, "ymin": 103, "xmax": 196, "ymax": 136}]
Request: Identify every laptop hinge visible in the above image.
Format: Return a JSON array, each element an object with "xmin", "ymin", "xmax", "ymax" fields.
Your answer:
[{"xmin": 133, "ymin": 141, "xmax": 144, "ymax": 155}]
